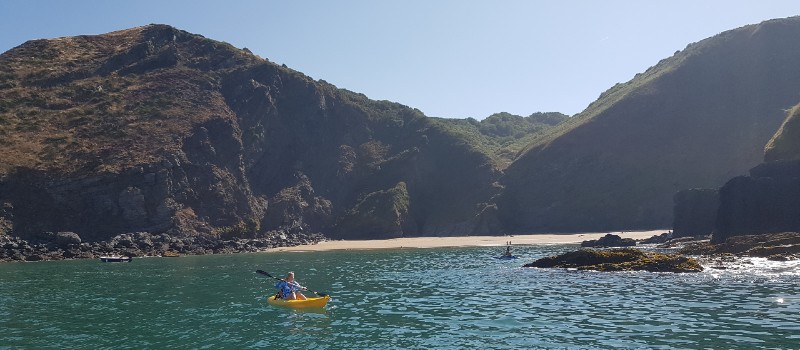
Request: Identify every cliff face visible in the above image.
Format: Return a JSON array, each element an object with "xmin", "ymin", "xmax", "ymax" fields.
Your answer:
[
  {"xmin": 714, "ymin": 168, "xmax": 800, "ymax": 243},
  {"xmin": 0, "ymin": 25, "xmax": 500, "ymax": 241},
  {"xmin": 499, "ymin": 17, "xmax": 800, "ymax": 233},
  {"xmin": 672, "ymin": 188, "xmax": 718, "ymax": 237},
  {"xmin": 679, "ymin": 104, "xmax": 800, "ymax": 243}
]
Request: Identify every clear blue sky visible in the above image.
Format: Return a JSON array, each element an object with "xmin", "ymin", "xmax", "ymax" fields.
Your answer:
[{"xmin": 2, "ymin": 1, "xmax": 800, "ymax": 119}]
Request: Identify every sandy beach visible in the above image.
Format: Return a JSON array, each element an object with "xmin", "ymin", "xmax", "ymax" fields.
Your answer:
[{"xmin": 270, "ymin": 230, "xmax": 667, "ymax": 252}]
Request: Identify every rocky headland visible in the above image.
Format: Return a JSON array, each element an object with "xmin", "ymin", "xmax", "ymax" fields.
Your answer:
[{"xmin": 0, "ymin": 231, "xmax": 323, "ymax": 262}]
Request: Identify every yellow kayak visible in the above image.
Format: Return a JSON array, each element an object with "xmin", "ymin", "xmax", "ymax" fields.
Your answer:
[{"xmin": 267, "ymin": 294, "xmax": 330, "ymax": 309}]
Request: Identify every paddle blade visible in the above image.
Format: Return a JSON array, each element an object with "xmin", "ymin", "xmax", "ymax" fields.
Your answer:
[{"xmin": 255, "ymin": 270, "xmax": 280, "ymax": 280}]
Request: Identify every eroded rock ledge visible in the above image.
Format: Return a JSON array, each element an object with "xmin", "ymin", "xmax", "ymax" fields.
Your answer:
[
  {"xmin": 524, "ymin": 248, "xmax": 703, "ymax": 273},
  {"xmin": 679, "ymin": 231, "xmax": 800, "ymax": 261}
]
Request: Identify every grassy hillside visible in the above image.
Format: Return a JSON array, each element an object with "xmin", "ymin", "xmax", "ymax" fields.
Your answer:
[
  {"xmin": 0, "ymin": 25, "xmax": 260, "ymax": 175},
  {"xmin": 764, "ymin": 103, "xmax": 800, "ymax": 162},
  {"xmin": 499, "ymin": 16, "xmax": 800, "ymax": 232},
  {"xmin": 431, "ymin": 112, "xmax": 567, "ymax": 168}
]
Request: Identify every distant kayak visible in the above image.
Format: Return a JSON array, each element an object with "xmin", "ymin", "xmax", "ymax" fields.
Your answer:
[
  {"xmin": 267, "ymin": 294, "xmax": 330, "ymax": 309},
  {"xmin": 495, "ymin": 255, "xmax": 518, "ymax": 260},
  {"xmin": 99, "ymin": 256, "xmax": 132, "ymax": 262}
]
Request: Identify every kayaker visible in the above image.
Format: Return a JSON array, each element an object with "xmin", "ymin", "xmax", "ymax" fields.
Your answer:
[
  {"xmin": 275, "ymin": 272, "xmax": 308, "ymax": 300},
  {"xmin": 503, "ymin": 242, "xmax": 512, "ymax": 257}
]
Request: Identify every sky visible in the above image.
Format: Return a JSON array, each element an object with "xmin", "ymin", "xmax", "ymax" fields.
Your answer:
[{"xmin": 2, "ymin": 1, "xmax": 800, "ymax": 119}]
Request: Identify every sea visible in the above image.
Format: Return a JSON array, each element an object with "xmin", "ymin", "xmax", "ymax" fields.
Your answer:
[{"xmin": 1, "ymin": 244, "xmax": 799, "ymax": 349}]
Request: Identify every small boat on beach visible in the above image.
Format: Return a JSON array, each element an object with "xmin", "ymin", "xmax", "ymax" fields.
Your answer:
[
  {"xmin": 99, "ymin": 256, "xmax": 132, "ymax": 263},
  {"xmin": 267, "ymin": 294, "xmax": 330, "ymax": 309},
  {"xmin": 162, "ymin": 251, "xmax": 180, "ymax": 257}
]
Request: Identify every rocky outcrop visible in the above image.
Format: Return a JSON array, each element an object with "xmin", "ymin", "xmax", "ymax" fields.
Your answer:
[
  {"xmin": 681, "ymin": 232, "xmax": 800, "ymax": 261},
  {"xmin": 674, "ymin": 101, "xmax": 800, "ymax": 244},
  {"xmin": 524, "ymin": 248, "xmax": 703, "ymax": 272},
  {"xmin": 0, "ymin": 201, "xmax": 11, "ymax": 236},
  {"xmin": 2, "ymin": 152, "xmax": 260, "ymax": 241},
  {"xmin": 333, "ymin": 182, "xmax": 412, "ymax": 239},
  {"xmin": 672, "ymin": 189, "xmax": 718, "ymax": 238},
  {"xmin": 638, "ymin": 231, "xmax": 673, "ymax": 244},
  {"xmin": 261, "ymin": 173, "xmax": 333, "ymax": 236},
  {"xmin": 714, "ymin": 160, "xmax": 800, "ymax": 243},
  {"xmin": 580, "ymin": 233, "xmax": 636, "ymax": 247}
]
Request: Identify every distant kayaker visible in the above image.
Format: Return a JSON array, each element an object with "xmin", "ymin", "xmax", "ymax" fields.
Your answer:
[
  {"xmin": 275, "ymin": 272, "xmax": 308, "ymax": 300},
  {"xmin": 503, "ymin": 242, "xmax": 512, "ymax": 257}
]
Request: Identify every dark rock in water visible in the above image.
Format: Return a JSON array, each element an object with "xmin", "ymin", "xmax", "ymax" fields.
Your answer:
[
  {"xmin": 767, "ymin": 254, "xmax": 791, "ymax": 261},
  {"xmin": 681, "ymin": 232, "xmax": 800, "ymax": 259},
  {"xmin": 524, "ymin": 248, "xmax": 703, "ymax": 273},
  {"xmin": 673, "ymin": 189, "xmax": 718, "ymax": 238},
  {"xmin": 639, "ymin": 232, "xmax": 673, "ymax": 245},
  {"xmin": 581, "ymin": 234, "xmax": 636, "ymax": 248}
]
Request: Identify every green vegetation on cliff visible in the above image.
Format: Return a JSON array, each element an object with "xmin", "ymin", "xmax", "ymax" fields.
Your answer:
[
  {"xmin": 764, "ymin": 103, "xmax": 800, "ymax": 162},
  {"xmin": 431, "ymin": 112, "xmax": 567, "ymax": 168},
  {"xmin": 334, "ymin": 182, "xmax": 411, "ymax": 239},
  {"xmin": 0, "ymin": 25, "xmax": 260, "ymax": 175}
]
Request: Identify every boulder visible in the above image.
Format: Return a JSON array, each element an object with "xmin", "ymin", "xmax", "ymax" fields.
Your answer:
[
  {"xmin": 54, "ymin": 232, "xmax": 82, "ymax": 248},
  {"xmin": 581, "ymin": 234, "xmax": 636, "ymax": 247},
  {"xmin": 639, "ymin": 232, "xmax": 673, "ymax": 244}
]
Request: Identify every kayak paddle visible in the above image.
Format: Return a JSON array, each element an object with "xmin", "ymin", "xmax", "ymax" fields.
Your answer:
[{"xmin": 255, "ymin": 270, "xmax": 329, "ymax": 297}]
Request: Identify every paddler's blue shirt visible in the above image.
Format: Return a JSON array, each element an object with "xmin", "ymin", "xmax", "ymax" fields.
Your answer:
[{"xmin": 275, "ymin": 280, "xmax": 302, "ymax": 298}]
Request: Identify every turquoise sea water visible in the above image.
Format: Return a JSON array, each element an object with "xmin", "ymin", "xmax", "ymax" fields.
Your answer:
[{"xmin": 1, "ymin": 244, "xmax": 799, "ymax": 349}]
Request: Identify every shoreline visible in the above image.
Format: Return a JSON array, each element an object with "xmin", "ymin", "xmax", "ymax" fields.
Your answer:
[{"xmin": 269, "ymin": 230, "xmax": 666, "ymax": 252}]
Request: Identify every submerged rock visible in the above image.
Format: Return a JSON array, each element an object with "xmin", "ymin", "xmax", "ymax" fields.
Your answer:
[{"xmin": 524, "ymin": 248, "xmax": 703, "ymax": 273}]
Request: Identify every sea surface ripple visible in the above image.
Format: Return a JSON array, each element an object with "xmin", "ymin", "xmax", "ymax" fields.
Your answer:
[{"xmin": 0, "ymin": 245, "xmax": 798, "ymax": 349}]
